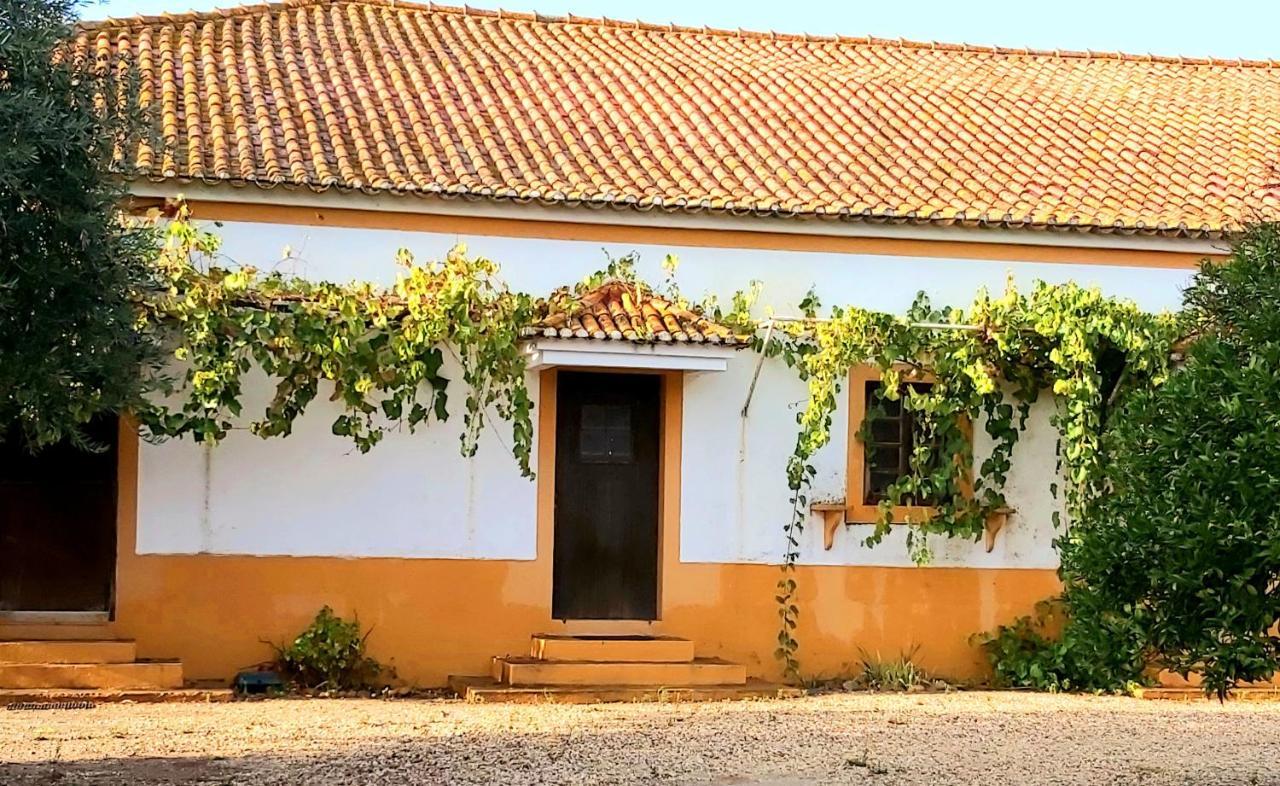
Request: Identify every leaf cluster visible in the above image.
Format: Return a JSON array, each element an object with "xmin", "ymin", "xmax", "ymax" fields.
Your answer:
[
  {"xmin": 135, "ymin": 208, "xmax": 536, "ymax": 476},
  {"xmin": 770, "ymin": 278, "xmax": 1178, "ymax": 677},
  {"xmin": 0, "ymin": 0, "xmax": 158, "ymax": 450},
  {"xmin": 273, "ymin": 606, "xmax": 382, "ymax": 690}
]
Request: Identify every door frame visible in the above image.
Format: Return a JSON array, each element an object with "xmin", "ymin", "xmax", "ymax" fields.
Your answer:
[{"xmin": 536, "ymin": 368, "xmax": 682, "ymax": 634}]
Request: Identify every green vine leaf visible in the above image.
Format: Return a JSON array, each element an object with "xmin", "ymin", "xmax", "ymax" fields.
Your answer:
[
  {"xmin": 134, "ymin": 206, "xmax": 538, "ymax": 478},
  {"xmin": 766, "ymin": 278, "xmax": 1179, "ymax": 680}
]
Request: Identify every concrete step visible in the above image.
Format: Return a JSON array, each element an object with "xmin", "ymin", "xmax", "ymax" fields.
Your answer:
[
  {"xmin": 1139, "ymin": 686, "xmax": 1280, "ymax": 701},
  {"xmin": 530, "ymin": 634, "xmax": 695, "ymax": 663},
  {"xmin": 495, "ymin": 656, "xmax": 747, "ymax": 687},
  {"xmin": 0, "ymin": 688, "xmax": 232, "ymax": 706},
  {"xmin": 450, "ymin": 676, "xmax": 802, "ymax": 704},
  {"xmin": 0, "ymin": 661, "xmax": 183, "ymax": 690},
  {"xmin": 0, "ymin": 640, "xmax": 137, "ymax": 665}
]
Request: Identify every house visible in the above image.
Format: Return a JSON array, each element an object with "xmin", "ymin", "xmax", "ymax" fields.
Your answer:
[{"xmin": 2, "ymin": 0, "xmax": 1278, "ymax": 697}]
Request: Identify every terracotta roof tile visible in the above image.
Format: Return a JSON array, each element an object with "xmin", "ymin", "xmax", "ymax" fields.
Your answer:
[
  {"xmin": 526, "ymin": 282, "xmax": 743, "ymax": 344},
  {"xmin": 80, "ymin": 0, "xmax": 1280, "ymax": 238}
]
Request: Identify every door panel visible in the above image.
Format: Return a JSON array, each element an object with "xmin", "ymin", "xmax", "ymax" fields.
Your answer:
[
  {"xmin": 553, "ymin": 372, "xmax": 661, "ymax": 620},
  {"xmin": 0, "ymin": 417, "xmax": 117, "ymax": 612}
]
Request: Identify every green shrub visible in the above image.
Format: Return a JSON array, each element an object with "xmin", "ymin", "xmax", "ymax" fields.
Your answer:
[
  {"xmin": 978, "ymin": 601, "xmax": 1146, "ymax": 693},
  {"xmin": 1, "ymin": 0, "xmax": 160, "ymax": 450},
  {"xmin": 1066, "ymin": 225, "xmax": 1280, "ymax": 698},
  {"xmin": 274, "ymin": 606, "xmax": 383, "ymax": 690},
  {"xmin": 984, "ymin": 224, "xmax": 1280, "ymax": 698}
]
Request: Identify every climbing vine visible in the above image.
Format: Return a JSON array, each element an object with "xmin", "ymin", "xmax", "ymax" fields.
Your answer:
[
  {"xmin": 134, "ymin": 207, "xmax": 537, "ymax": 475},
  {"xmin": 132, "ymin": 213, "xmax": 753, "ymax": 479},
  {"xmin": 769, "ymin": 281, "xmax": 1180, "ymax": 679},
  {"xmin": 125, "ymin": 207, "xmax": 1187, "ymax": 685}
]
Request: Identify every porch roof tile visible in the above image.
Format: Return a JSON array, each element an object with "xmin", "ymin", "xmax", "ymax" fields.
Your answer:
[{"xmin": 526, "ymin": 282, "xmax": 743, "ymax": 344}]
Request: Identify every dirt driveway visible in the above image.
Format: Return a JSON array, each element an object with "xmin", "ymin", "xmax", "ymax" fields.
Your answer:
[{"xmin": 2, "ymin": 691, "xmax": 1278, "ymax": 785}]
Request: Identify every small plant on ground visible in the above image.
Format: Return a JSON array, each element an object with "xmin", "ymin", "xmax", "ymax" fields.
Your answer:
[
  {"xmin": 273, "ymin": 606, "xmax": 383, "ymax": 691},
  {"xmin": 847, "ymin": 647, "xmax": 930, "ymax": 691},
  {"xmin": 976, "ymin": 600, "xmax": 1146, "ymax": 694}
]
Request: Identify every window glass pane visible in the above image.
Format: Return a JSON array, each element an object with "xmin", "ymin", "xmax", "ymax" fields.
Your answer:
[
  {"xmin": 867, "ymin": 446, "xmax": 903, "ymax": 472},
  {"xmin": 867, "ymin": 470, "xmax": 902, "ymax": 502},
  {"xmin": 869, "ymin": 417, "xmax": 902, "ymax": 444},
  {"xmin": 580, "ymin": 404, "xmax": 632, "ymax": 463},
  {"xmin": 862, "ymin": 378, "xmax": 941, "ymax": 505}
]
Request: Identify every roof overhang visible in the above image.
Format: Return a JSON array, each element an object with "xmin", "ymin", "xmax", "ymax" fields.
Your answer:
[
  {"xmin": 523, "ymin": 338, "xmax": 739, "ymax": 372},
  {"xmin": 126, "ymin": 182, "xmax": 1227, "ymax": 256}
]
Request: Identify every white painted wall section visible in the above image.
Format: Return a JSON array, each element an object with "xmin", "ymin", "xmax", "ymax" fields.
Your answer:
[
  {"xmin": 204, "ymin": 219, "xmax": 1193, "ymax": 315},
  {"xmin": 135, "ymin": 217, "xmax": 1198, "ymax": 565},
  {"xmin": 136, "ymin": 356, "xmax": 540, "ymax": 559},
  {"xmin": 680, "ymin": 354, "xmax": 1063, "ymax": 569}
]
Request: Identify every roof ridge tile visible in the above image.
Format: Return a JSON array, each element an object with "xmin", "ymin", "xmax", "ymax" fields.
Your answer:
[{"xmin": 80, "ymin": 0, "xmax": 1280, "ymax": 67}]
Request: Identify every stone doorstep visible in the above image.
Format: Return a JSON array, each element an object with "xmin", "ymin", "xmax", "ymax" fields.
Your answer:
[
  {"xmin": 448, "ymin": 675, "xmax": 803, "ymax": 704},
  {"xmin": 0, "ymin": 688, "xmax": 234, "ymax": 706},
  {"xmin": 529, "ymin": 634, "xmax": 695, "ymax": 663},
  {"xmin": 495, "ymin": 656, "xmax": 748, "ymax": 687},
  {"xmin": 0, "ymin": 661, "xmax": 184, "ymax": 691},
  {"xmin": 0, "ymin": 640, "xmax": 137, "ymax": 665}
]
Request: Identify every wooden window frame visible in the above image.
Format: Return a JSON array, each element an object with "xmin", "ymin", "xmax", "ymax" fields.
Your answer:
[{"xmin": 845, "ymin": 365, "xmax": 971, "ymax": 525}]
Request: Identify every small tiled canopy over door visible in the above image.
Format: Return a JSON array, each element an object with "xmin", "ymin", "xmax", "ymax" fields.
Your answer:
[
  {"xmin": 0, "ymin": 416, "xmax": 117, "ymax": 612},
  {"xmin": 553, "ymin": 371, "xmax": 661, "ymax": 620}
]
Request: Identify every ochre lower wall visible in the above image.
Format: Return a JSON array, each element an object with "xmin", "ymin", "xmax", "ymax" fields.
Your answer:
[
  {"xmin": 111, "ymin": 554, "xmax": 1058, "ymax": 685},
  {"xmin": 2, "ymin": 374, "xmax": 1059, "ymax": 686}
]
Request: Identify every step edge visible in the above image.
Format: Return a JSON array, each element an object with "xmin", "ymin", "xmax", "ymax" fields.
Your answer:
[
  {"xmin": 499, "ymin": 656, "xmax": 736, "ymax": 667},
  {"xmin": 0, "ymin": 660, "xmax": 182, "ymax": 669},
  {"xmin": 529, "ymin": 634, "xmax": 693, "ymax": 642},
  {"xmin": 0, "ymin": 639, "xmax": 137, "ymax": 644}
]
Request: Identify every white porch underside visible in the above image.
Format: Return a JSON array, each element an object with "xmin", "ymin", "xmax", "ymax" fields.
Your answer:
[{"xmin": 523, "ymin": 338, "xmax": 739, "ymax": 372}]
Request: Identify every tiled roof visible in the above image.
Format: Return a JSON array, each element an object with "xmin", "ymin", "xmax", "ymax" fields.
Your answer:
[
  {"xmin": 526, "ymin": 282, "xmax": 743, "ymax": 344},
  {"xmin": 80, "ymin": 0, "xmax": 1280, "ymax": 238}
]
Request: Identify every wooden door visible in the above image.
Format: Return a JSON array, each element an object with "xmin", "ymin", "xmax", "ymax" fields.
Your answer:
[
  {"xmin": 553, "ymin": 372, "xmax": 661, "ymax": 620},
  {"xmin": 0, "ymin": 417, "xmax": 118, "ymax": 612}
]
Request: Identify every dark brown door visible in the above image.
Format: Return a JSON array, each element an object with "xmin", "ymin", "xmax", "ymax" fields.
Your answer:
[
  {"xmin": 553, "ymin": 371, "xmax": 661, "ymax": 620},
  {"xmin": 0, "ymin": 416, "xmax": 118, "ymax": 612}
]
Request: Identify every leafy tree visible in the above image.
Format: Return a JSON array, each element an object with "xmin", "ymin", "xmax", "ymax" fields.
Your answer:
[
  {"xmin": 0, "ymin": 0, "xmax": 156, "ymax": 449},
  {"xmin": 1070, "ymin": 223, "xmax": 1280, "ymax": 697},
  {"xmin": 985, "ymin": 225, "xmax": 1280, "ymax": 697}
]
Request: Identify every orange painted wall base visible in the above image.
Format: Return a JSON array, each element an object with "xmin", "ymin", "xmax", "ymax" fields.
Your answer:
[{"xmin": 104, "ymin": 555, "xmax": 1057, "ymax": 685}]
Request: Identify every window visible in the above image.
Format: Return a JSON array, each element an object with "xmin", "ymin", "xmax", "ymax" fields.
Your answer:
[
  {"xmin": 861, "ymin": 379, "xmax": 938, "ymax": 506},
  {"xmin": 579, "ymin": 403, "xmax": 633, "ymax": 463},
  {"xmin": 846, "ymin": 366, "xmax": 964, "ymax": 524}
]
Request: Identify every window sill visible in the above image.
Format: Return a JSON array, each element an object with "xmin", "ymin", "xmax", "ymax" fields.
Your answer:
[{"xmin": 812, "ymin": 501, "xmax": 1014, "ymax": 552}]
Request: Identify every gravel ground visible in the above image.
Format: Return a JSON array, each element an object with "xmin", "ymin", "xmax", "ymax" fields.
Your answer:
[{"xmin": 2, "ymin": 692, "xmax": 1279, "ymax": 785}]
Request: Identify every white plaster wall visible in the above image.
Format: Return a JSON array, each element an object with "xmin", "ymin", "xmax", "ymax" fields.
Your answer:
[
  {"xmin": 680, "ymin": 356, "xmax": 1063, "ymax": 568},
  {"xmin": 135, "ymin": 216, "xmax": 1197, "ymax": 564},
  {"xmin": 206, "ymin": 219, "xmax": 1192, "ymax": 316},
  {"xmin": 136, "ymin": 355, "xmax": 541, "ymax": 559}
]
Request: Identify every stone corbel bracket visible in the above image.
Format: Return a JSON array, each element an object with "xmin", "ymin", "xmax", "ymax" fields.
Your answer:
[{"xmin": 810, "ymin": 503, "xmax": 849, "ymax": 550}]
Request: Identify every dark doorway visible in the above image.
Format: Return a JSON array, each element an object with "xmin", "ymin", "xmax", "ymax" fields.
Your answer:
[
  {"xmin": 0, "ymin": 417, "xmax": 118, "ymax": 612},
  {"xmin": 553, "ymin": 371, "xmax": 661, "ymax": 620}
]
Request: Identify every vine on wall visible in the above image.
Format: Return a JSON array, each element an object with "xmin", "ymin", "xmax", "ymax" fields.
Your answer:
[
  {"xmin": 135, "ymin": 208, "xmax": 537, "ymax": 475},
  {"xmin": 769, "ymin": 281, "xmax": 1180, "ymax": 679},
  {"xmin": 131, "ymin": 209, "xmax": 1183, "ymax": 685},
  {"xmin": 133, "ymin": 214, "xmax": 754, "ymax": 479}
]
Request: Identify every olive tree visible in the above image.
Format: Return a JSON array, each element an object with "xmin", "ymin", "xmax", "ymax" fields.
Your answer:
[{"xmin": 0, "ymin": 0, "xmax": 156, "ymax": 449}]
